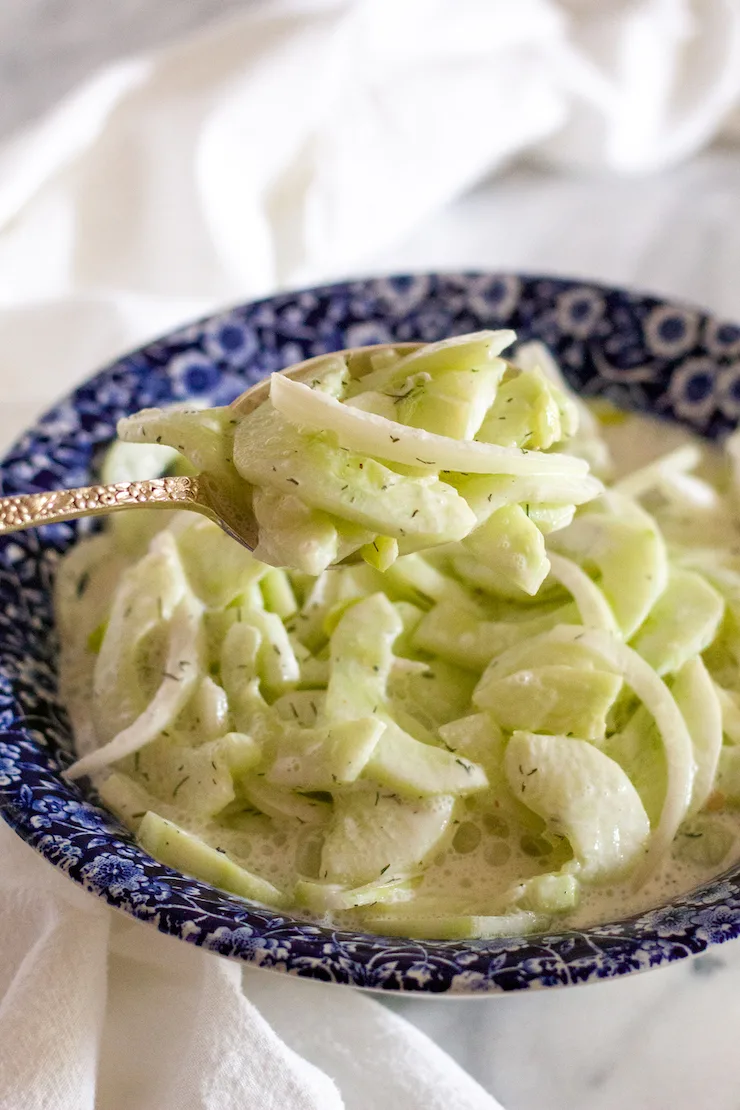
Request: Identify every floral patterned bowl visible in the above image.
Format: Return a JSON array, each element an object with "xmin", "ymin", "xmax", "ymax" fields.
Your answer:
[{"xmin": 2, "ymin": 272, "xmax": 740, "ymax": 995}]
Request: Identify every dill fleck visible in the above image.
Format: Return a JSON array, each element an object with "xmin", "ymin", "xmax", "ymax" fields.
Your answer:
[
  {"xmin": 76, "ymin": 571, "xmax": 90, "ymax": 598},
  {"xmin": 341, "ymin": 484, "xmax": 349, "ymax": 491},
  {"xmin": 380, "ymin": 864, "xmax": 390, "ymax": 875},
  {"xmin": 415, "ymin": 457, "xmax": 435, "ymax": 465},
  {"xmin": 375, "ymin": 792, "xmax": 380, "ymax": 806},
  {"xmin": 359, "ymin": 462, "xmax": 364, "ymax": 469},
  {"xmin": 411, "ymin": 509, "xmax": 419, "ymax": 518},
  {"xmin": 130, "ymin": 812, "xmax": 145, "ymax": 820},
  {"xmin": 373, "ymin": 541, "xmax": 379, "ymax": 552},
  {"xmin": 331, "ymin": 773, "xmax": 337, "ymax": 783},
  {"xmin": 134, "ymin": 752, "xmax": 140, "ymax": 772},
  {"xmin": 163, "ymin": 671, "xmax": 181, "ymax": 681},
  {"xmin": 455, "ymin": 758, "xmax": 472, "ymax": 773},
  {"xmin": 372, "ymin": 664, "xmax": 380, "ymax": 672},
  {"xmin": 172, "ymin": 775, "xmax": 190, "ymax": 798},
  {"xmin": 381, "ymin": 485, "xmax": 388, "ymax": 491},
  {"xmin": 390, "ymin": 435, "xmax": 400, "ymax": 443},
  {"xmin": 525, "ymin": 503, "xmax": 530, "ymax": 517},
  {"xmin": 290, "ymin": 703, "xmax": 299, "ymax": 719},
  {"xmin": 527, "ymin": 767, "xmax": 538, "ymax": 776},
  {"xmin": 272, "ymin": 644, "xmax": 281, "ymax": 655},
  {"xmin": 310, "ymin": 700, "xmax": 318, "ymax": 715},
  {"xmin": 287, "ymin": 477, "xmax": 300, "ymax": 486},
  {"xmin": 211, "ymin": 760, "xmax": 218, "ymax": 770}
]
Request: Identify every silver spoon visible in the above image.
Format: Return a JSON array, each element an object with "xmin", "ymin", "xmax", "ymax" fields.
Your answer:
[{"xmin": 0, "ymin": 342, "xmax": 422, "ymax": 553}]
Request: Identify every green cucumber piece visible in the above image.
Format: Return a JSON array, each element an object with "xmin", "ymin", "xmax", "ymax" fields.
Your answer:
[{"xmin": 137, "ymin": 811, "xmax": 289, "ymax": 907}]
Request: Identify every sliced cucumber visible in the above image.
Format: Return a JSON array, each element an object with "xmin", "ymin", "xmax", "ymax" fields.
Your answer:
[
  {"xmin": 320, "ymin": 792, "xmax": 456, "ymax": 886},
  {"xmin": 137, "ymin": 811, "xmax": 289, "ymax": 907},
  {"xmin": 505, "ymin": 730, "xmax": 651, "ymax": 883}
]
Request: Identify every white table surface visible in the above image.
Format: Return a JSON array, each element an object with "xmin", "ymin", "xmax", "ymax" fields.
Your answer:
[{"xmin": 7, "ymin": 7, "xmax": 740, "ymax": 1108}]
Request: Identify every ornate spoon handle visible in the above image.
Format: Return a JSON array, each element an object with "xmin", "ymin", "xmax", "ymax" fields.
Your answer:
[{"xmin": 0, "ymin": 476, "xmax": 215, "ymax": 535}]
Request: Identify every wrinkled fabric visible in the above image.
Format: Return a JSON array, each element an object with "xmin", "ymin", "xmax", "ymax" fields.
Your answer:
[{"xmin": 1, "ymin": 0, "xmax": 740, "ymax": 391}]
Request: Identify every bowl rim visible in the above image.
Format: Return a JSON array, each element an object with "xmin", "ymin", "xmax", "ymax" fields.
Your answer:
[{"xmin": 2, "ymin": 269, "xmax": 740, "ymax": 996}]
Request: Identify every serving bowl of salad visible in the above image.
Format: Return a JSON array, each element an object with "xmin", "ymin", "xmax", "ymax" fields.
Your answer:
[{"xmin": 3, "ymin": 271, "xmax": 740, "ymax": 994}]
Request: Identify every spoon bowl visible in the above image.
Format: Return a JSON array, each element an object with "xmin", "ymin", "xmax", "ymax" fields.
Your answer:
[{"xmin": 0, "ymin": 341, "xmax": 423, "ymax": 551}]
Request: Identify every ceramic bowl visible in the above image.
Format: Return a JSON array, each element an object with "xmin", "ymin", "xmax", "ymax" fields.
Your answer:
[{"xmin": 2, "ymin": 272, "xmax": 740, "ymax": 995}]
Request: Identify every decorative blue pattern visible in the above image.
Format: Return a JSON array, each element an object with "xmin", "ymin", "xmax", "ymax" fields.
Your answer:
[{"xmin": 2, "ymin": 272, "xmax": 740, "ymax": 995}]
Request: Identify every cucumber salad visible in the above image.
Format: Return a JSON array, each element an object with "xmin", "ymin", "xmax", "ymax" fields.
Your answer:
[{"xmin": 56, "ymin": 331, "xmax": 740, "ymax": 939}]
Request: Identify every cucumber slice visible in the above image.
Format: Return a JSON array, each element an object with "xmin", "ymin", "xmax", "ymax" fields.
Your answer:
[
  {"xmin": 360, "ymin": 535, "xmax": 399, "ymax": 572},
  {"xmin": 674, "ymin": 817, "xmax": 734, "ymax": 866},
  {"xmin": 509, "ymin": 871, "xmax": 580, "ymax": 914},
  {"xmin": 715, "ymin": 683, "xmax": 740, "ymax": 744},
  {"xmin": 137, "ymin": 811, "xmax": 289, "ymax": 908},
  {"xmin": 603, "ymin": 705, "xmax": 665, "ymax": 827},
  {"xmin": 251, "ymin": 486, "xmax": 342, "ymax": 576},
  {"xmin": 412, "ymin": 600, "xmax": 578, "ymax": 671},
  {"xmin": 350, "ymin": 330, "xmax": 515, "ymax": 394},
  {"xmin": 364, "ymin": 721, "xmax": 488, "ymax": 797},
  {"xmin": 320, "ymin": 792, "xmax": 456, "ymax": 885},
  {"xmin": 294, "ymin": 874, "xmax": 419, "ymax": 913},
  {"xmin": 238, "ymin": 608, "xmax": 300, "ymax": 697},
  {"xmin": 393, "ymin": 365, "xmax": 503, "ymax": 440},
  {"xmin": 505, "ymin": 731, "xmax": 650, "ymax": 883},
  {"xmin": 476, "ymin": 665, "xmax": 622, "ymax": 741},
  {"xmin": 630, "ymin": 569, "xmax": 724, "ymax": 675},
  {"xmin": 177, "ymin": 517, "xmax": 268, "ymax": 608},
  {"xmin": 356, "ymin": 908, "xmax": 547, "ymax": 939},
  {"xmin": 717, "ymin": 746, "xmax": 740, "ymax": 803},
  {"xmin": 233, "ymin": 403, "xmax": 476, "ymax": 544},
  {"xmin": 134, "ymin": 730, "xmax": 261, "ymax": 819},
  {"xmin": 240, "ymin": 778, "xmax": 330, "ymax": 825},
  {"xmin": 550, "ymin": 494, "xmax": 668, "ymax": 639},
  {"xmin": 382, "ymin": 553, "xmax": 481, "ymax": 611},
  {"xmin": 450, "ymin": 472, "xmax": 602, "ymax": 524},
  {"xmin": 260, "ymin": 569, "xmax": 298, "ymax": 620},
  {"xmin": 117, "ymin": 405, "xmax": 237, "ymax": 476},
  {"xmin": 324, "ymin": 593, "xmax": 401, "ymax": 722},
  {"xmin": 97, "ymin": 771, "xmax": 173, "ymax": 832},
  {"xmin": 273, "ymin": 690, "xmax": 324, "ymax": 728},
  {"xmin": 388, "ymin": 658, "xmax": 476, "ymax": 731},
  {"xmin": 462, "ymin": 503, "xmax": 550, "ymax": 596},
  {"xmin": 672, "ymin": 657, "xmax": 722, "ymax": 816},
  {"xmin": 437, "ymin": 712, "xmax": 505, "ymax": 776},
  {"xmin": 265, "ymin": 717, "xmax": 384, "ymax": 790},
  {"xmin": 476, "ymin": 366, "xmax": 565, "ymax": 450}
]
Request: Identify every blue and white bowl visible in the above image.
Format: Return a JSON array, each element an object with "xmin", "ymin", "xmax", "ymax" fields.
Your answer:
[{"xmin": 1, "ymin": 272, "xmax": 739, "ymax": 995}]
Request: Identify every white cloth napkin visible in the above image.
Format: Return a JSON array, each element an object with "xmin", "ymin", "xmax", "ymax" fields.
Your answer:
[
  {"xmin": 0, "ymin": 822, "xmax": 500, "ymax": 1110},
  {"xmin": 3, "ymin": 2, "xmax": 740, "ymax": 1107}
]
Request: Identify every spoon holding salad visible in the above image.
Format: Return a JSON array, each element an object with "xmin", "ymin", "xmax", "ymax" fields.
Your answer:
[{"xmin": 0, "ymin": 331, "xmax": 601, "ymax": 573}]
